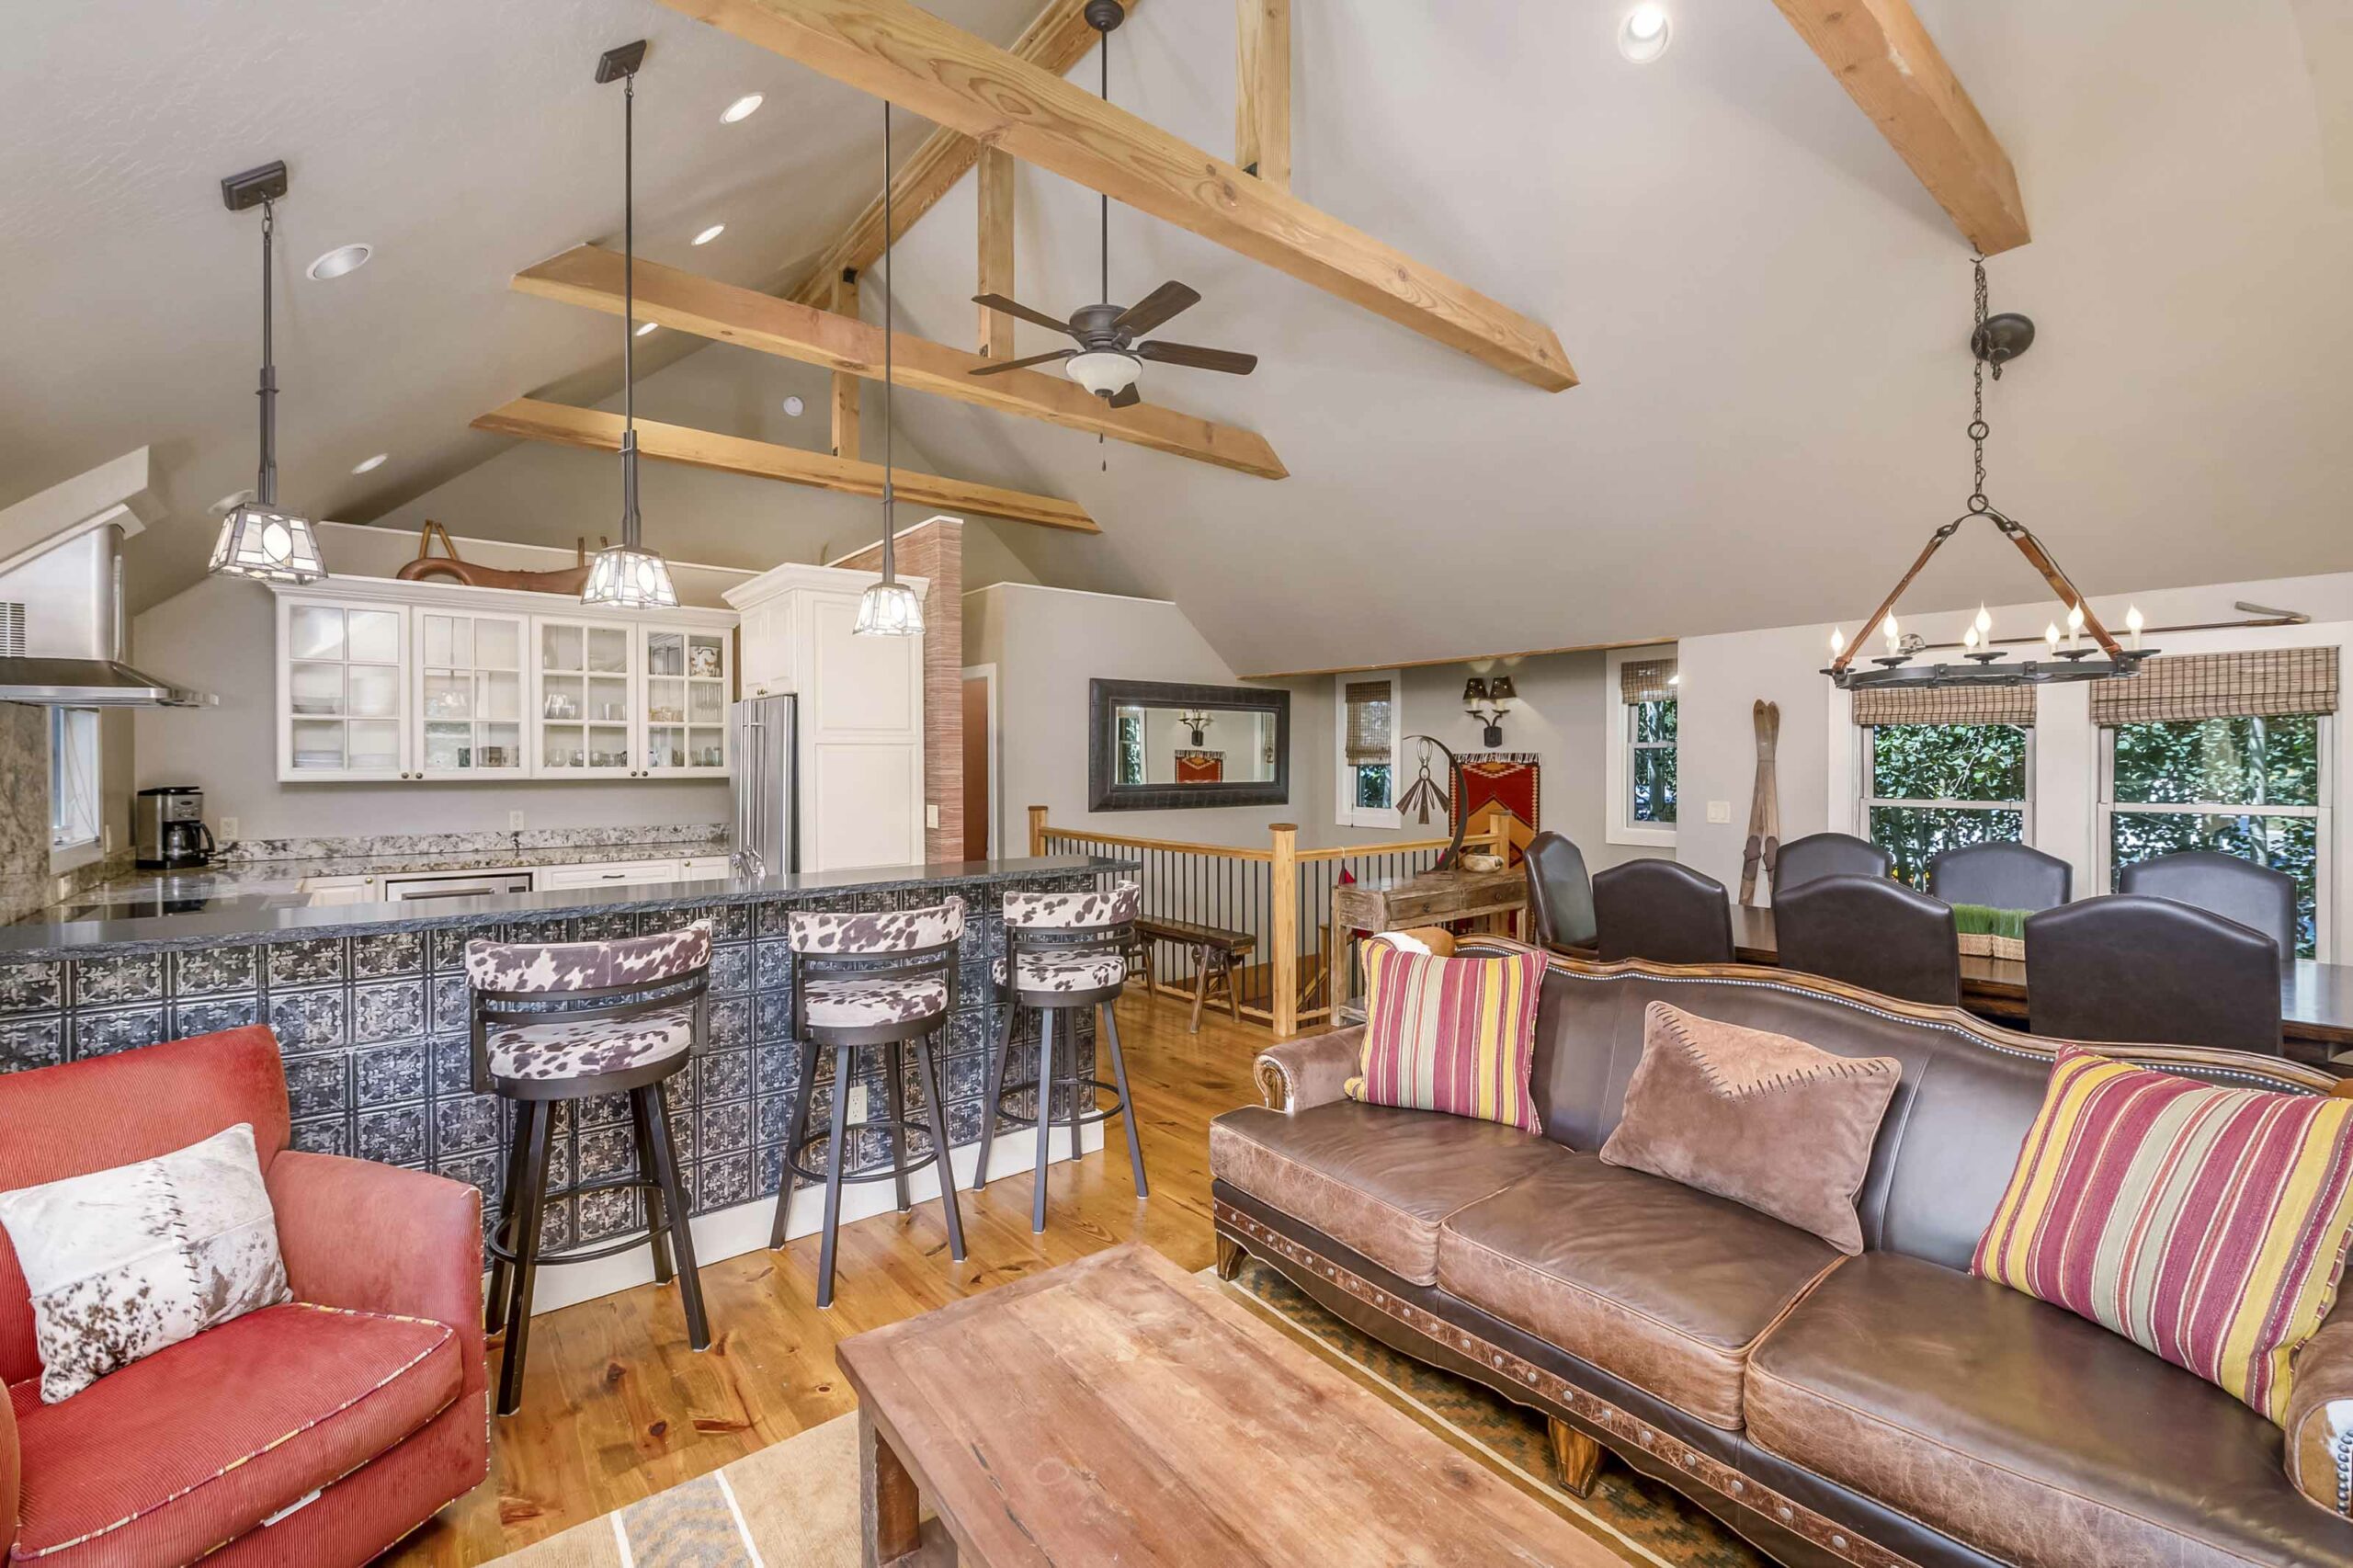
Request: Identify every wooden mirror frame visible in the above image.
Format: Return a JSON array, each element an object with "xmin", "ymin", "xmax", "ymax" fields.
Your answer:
[{"xmin": 1086, "ymin": 678, "xmax": 1290, "ymax": 811}]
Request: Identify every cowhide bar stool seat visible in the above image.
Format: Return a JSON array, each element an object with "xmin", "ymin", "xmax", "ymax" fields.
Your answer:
[
  {"xmin": 469, "ymin": 920, "xmax": 713, "ymax": 1417},
  {"xmin": 769, "ymin": 897, "xmax": 969, "ymax": 1309},
  {"xmin": 974, "ymin": 880, "xmax": 1147, "ymax": 1233}
]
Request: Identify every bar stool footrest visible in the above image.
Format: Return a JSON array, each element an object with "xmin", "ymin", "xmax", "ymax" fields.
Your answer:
[
  {"xmin": 989, "ymin": 1076, "xmax": 1126, "ymax": 1131},
  {"xmin": 786, "ymin": 1119, "xmax": 943, "ymax": 1187}
]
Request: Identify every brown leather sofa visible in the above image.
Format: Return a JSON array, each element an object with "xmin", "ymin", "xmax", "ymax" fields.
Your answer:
[{"xmin": 1210, "ymin": 939, "xmax": 2353, "ymax": 1568}]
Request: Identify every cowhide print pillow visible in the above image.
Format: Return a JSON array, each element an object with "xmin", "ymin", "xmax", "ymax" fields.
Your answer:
[
  {"xmin": 0, "ymin": 1122, "xmax": 290, "ymax": 1403},
  {"xmin": 1004, "ymin": 881, "xmax": 1142, "ymax": 930},
  {"xmin": 788, "ymin": 897, "xmax": 965, "ymax": 955}
]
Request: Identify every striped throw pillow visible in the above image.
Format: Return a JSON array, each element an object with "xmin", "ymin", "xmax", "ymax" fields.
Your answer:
[
  {"xmin": 1973, "ymin": 1047, "xmax": 2353, "ymax": 1424},
  {"xmin": 1345, "ymin": 941, "xmax": 1545, "ymax": 1133}
]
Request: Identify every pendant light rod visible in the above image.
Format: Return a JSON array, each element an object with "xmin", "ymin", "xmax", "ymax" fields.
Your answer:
[
  {"xmin": 620, "ymin": 62, "xmax": 642, "ymax": 547},
  {"xmin": 256, "ymin": 196, "xmax": 278, "ymax": 506},
  {"xmin": 881, "ymin": 97, "xmax": 895, "ymax": 587}
]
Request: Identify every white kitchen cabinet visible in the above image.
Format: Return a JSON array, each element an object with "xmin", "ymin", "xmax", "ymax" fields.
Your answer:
[
  {"xmin": 278, "ymin": 596, "xmax": 410, "ymax": 782},
  {"xmin": 533, "ymin": 616, "xmax": 638, "ymax": 779},
  {"xmin": 640, "ymin": 626, "xmax": 732, "ymax": 778},
  {"xmin": 414, "ymin": 608, "xmax": 529, "ymax": 780},
  {"xmin": 723, "ymin": 562, "xmax": 926, "ymax": 873}
]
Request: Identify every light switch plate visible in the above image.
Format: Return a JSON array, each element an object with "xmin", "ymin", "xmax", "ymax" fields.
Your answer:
[
  {"xmin": 925, "ymin": 803, "xmax": 940, "ymax": 829},
  {"xmin": 508, "ymin": 810, "xmax": 526, "ymax": 831},
  {"xmin": 1706, "ymin": 801, "xmax": 1732, "ymax": 824},
  {"xmin": 219, "ymin": 816, "xmax": 239, "ymax": 842}
]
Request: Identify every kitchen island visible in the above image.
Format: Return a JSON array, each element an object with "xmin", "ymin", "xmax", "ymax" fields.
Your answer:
[{"xmin": 0, "ymin": 854, "xmax": 1126, "ymax": 1308}]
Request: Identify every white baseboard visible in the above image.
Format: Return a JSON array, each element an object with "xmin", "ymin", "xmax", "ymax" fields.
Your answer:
[{"xmin": 517, "ymin": 1123, "xmax": 1108, "ymax": 1315}]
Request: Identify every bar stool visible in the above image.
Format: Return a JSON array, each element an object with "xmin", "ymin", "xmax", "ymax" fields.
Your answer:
[
  {"xmin": 469, "ymin": 919, "xmax": 713, "ymax": 1417},
  {"xmin": 768, "ymin": 896, "xmax": 969, "ymax": 1309},
  {"xmin": 974, "ymin": 880, "xmax": 1146, "ymax": 1233}
]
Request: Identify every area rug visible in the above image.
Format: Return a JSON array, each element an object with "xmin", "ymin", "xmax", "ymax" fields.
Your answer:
[{"xmin": 1216, "ymin": 1256, "xmax": 1767, "ymax": 1568}]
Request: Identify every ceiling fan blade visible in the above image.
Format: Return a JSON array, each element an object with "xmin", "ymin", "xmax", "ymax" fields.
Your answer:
[
  {"xmin": 1113, "ymin": 280, "xmax": 1200, "ymax": 337},
  {"xmin": 1108, "ymin": 382, "xmax": 1143, "ymax": 409},
  {"xmin": 1134, "ymin": 339, "xmax": 1258, "ymax": 375},
  {"xmin": 972, "ymin": 293, "xmax": 1073, "ymax": 335},
  {"xmin": 968, "ymin": 348, "xmax": 1076, "ymax": 377}
]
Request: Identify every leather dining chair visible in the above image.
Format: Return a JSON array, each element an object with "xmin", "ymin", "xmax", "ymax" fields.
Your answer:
[
  {"xmin": 2118, "ymin": 849, "xmax": 2298, "ymax": 962},
  {"xmin": 1524, "ymin": 831, "xmax": 1598, "ymax": 952},
  {"xmin": 1774, "ymin": 874, "xmax": 1961, "ymax": 1006},
  {"xmin": 1927, "ymin": 841, "xmax": 2074, "ymax": 913},
  {"xmin": 1591, "ymin": 859, "xmax": 1735, "ymax": 965},
  {"xmin": 2025, "ymin": 894, "xmax": 2284, "ymax": 1056},
  {"xmin": 1773, "ymin": 831, "xmax": 1893, "ymax": 894}
]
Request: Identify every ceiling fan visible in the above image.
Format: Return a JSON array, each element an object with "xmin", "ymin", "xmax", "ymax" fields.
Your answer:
[{"xmin": 967, "ymin": 0, "xmax": 1258, "ymax": 411}]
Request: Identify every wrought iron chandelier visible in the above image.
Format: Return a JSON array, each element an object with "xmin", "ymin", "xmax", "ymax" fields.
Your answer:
[{"xmin": 1824, "ymin": 256, "xmax": 2152, "ymax": 692}]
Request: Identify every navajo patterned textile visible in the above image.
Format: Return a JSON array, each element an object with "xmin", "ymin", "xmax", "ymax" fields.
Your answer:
[
  {"xmin": 1346, "ymin": 941, "xmax": 1545, "ymax": 1133},
  {"xmin": 1974, "ymin": 1047, "xmax": 2353, "ymax": 1423}
]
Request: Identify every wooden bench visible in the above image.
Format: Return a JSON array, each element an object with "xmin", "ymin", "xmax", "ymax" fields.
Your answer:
[{"xmin": 1134, "ymin": 916, "xmax": 1256, "ymax": 1033}]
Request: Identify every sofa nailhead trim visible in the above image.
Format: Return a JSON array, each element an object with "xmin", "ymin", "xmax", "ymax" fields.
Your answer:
[{"xmin": 1214, "ymin": 1201, "xmax": 1917, "ymax": 1568}]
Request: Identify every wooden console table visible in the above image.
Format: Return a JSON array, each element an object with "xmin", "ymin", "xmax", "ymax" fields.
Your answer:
[{"xmin": 1328, "ymin": 864, "xmax": 1527, "ymax": 1018}]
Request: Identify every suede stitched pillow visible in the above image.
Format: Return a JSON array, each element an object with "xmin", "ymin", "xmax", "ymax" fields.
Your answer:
[
  {"xmin": 1975, "ymin": 1046, "xmax": 2353, "ymax": 1426},
  {"xmin": 0, "ymin": 1122, "xmax": 290, "ymax": 1403},
  {"xmin": 1599, "ymin": 1002, "xmax": 1900, "ymax": 1253},
  {"xmin": 1345, "ymin": 940, "xmax": 1545, "ymax": 1133}
]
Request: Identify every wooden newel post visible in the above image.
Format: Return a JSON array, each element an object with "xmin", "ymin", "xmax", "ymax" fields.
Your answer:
[
  {"xmin": 1269, "ymin": 824, "xmax": 1300, "ymax": 1037},
  {"xmin": 1029, "ymin": 805, "xmax": 1049, "ymax": 858}
]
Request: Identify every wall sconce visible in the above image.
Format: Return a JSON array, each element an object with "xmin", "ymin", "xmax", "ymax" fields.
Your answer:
[
  {"xmin": 1462, "ymin": 675, "xmax": 1516, "ymax": 748},
  {"xmin": 1178, "ymin": 709, "xmax": 1214, "ymax": 746}
]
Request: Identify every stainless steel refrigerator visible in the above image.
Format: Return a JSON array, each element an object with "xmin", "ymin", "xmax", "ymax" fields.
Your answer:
[{"xmin": 730, "ymin": 694, "xmax": 798, "ymax": 878}]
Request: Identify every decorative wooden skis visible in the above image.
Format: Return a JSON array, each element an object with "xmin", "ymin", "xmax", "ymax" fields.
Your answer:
[{"xmin": 1739, "ymin": 699, "xmax": 1781, "ymax": 905}]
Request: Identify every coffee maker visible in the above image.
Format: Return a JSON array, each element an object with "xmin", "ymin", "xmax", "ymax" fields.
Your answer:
[{"xmin": 133, "ymin": 786, "xmax": 215, "ymax": 870}]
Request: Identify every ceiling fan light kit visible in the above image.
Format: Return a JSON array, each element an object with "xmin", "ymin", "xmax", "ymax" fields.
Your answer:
[
  {"xmin": 1067, "ymin": 349, "xmax": 1142, "ymax": 399},
  {"xmin": 1824, "ymin": 256, "xmax": 2151, "ymax": 694},
  {"xmin": 210, "ymin": 159, "xmax": 329, "ymax": 585}
]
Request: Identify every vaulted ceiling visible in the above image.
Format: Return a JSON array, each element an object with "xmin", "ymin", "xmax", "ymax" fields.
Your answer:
[{"xmin": 6, "ymin": 1, "xmax": 2350, "ymax": 670}]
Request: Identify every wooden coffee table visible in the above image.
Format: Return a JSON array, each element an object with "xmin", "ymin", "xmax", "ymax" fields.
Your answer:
[{"xmin": 837, "ymin": 1244, "xmax": 1613, "ymax": 1566}]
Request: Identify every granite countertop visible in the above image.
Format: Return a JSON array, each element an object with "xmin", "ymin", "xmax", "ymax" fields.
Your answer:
[
  {"xmin": 0, "ymin": 855, "xmax": 1127, "ymax": 961},
  {"xmin": 54, "ymin": 840, "xmax": 732, "ymax": 913}
]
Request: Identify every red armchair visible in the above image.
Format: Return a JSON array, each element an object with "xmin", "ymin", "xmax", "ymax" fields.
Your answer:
[{"xmin": 0, "ymin": 1027, "xmax": 486, "ymax": 1566}]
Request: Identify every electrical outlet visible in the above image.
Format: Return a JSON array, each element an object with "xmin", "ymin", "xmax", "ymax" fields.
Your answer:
[
  {"xmin": 1706, "ymin": 801, "xmax": 1732, "ymax": 824},
  {"xmin": 508, "ymin": 810, "xmax": 526, "ymax": 832},
  {"xmin": 219, "ymin": 816, "xmax": 240, "ymax": 842},
  {"xmin": 925, "ymin": 802, "xmax": 940, "ymax": 830},
  {"xmin": 846, "ymin": 1081, "xmax": 868, "ymax": 1125}
]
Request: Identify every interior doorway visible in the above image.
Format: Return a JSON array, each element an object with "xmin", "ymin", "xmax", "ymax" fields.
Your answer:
[{"xmin": 961, "ymin": 665, "xmax": 997, "ymax": 860}]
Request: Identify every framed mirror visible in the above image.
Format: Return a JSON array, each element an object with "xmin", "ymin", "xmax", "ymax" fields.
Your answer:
[{"xmin": 1087, "ymin": 678, "xmax": 1290, "ymax": 811}]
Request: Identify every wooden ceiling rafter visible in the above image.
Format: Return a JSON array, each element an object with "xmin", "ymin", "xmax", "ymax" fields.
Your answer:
[
  {"xmin": 654, "ymin": 0, "xmax": 1576, "ymax": 391},
  {"xmin": 513, "ymin": 244, "xmax": 1287, "ymax": 478},
  {"xmin": 1235, "ymin": 0, "xmax": 1290, "ymax": 188},
  {"xmin": 472, "ymin": 397, "xmax": 1098, "ymax": 534},
  {"xmin": 1768, "ymin": 0, "xmax": 2029, "ymax": 255}
]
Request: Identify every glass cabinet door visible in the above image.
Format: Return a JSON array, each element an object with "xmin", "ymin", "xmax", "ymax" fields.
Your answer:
[
  {"xmin": 414, "ymin": 609, "xmax": 527, "ymax": 779},
  {"xmin": 282, "ymin": 599, "xmax": 406, "ymax": 779},
  {"xmin": 536, "ymin": 618, "xmax": 636, "ymax": 777},
  {"xmin": 642, "ymin": 626, "xmax": 732, "ymax": 776}
]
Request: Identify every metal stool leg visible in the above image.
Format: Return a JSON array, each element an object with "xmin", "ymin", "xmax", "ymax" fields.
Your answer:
[
  {"xmin": 771, "ymin": 1039, "xmax": 820, "ymax": 1249},
  {"xmin": 973, "ymin": 994, "xmax": 1016, "ymax": 1191},
  {"xmin": 1030, "ymin": 1008, "xmax": 1056, "ymax": 1233},
  {"xmin": 816, "ymin": 1041, "xmax": 855, "ymax": 1308},
  {"xmin": 885, "ymin": 1038, "xmax": 912, "ymax": 1214},
  {"xmin": 631, "ymin": 1089, "xmax": 675, "ymax": 1285},
  {"xmin": 485, "ymin": 1099, "xmax": 535, "ymax": 1336},
  {"xmin": 1063, "ymin": 1007, "xmax": 1085, "ymax": 1166},
  {"xmin": 915, "ymin": 1036, "xmax": 967, "ymax": 1262},
  {"xmin": 1102, "ymin": 1000, "xmax": 1149, "ymax": 1198},
  {"xmin": 639, "ymin": 1082, "xmax": 709, "ymax": 1350},
  {"xmin": 496, "ymin": 1099, "xmax": 554, "ymax": 1417}
]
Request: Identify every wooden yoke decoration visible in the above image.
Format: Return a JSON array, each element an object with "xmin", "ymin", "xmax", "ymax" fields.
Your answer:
[{"xmin": 395, "ymin": 521, "xmax": 598, "ymax": 595}]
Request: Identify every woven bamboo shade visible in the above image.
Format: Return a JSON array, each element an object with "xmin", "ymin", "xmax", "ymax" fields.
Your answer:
[
  {"xmin": 1620, "ymin": 659, "xmax": 1677, "ymax": 704},
  {"xmin": 1852, "ymin": 683, "xmax": 2036, "ymax": 728},
  {"xmin": 2090, "ymin": 647, "xmax": 2340, "ymax": 726},
  {"xmin": 1344, "ymin": 680, "xmax": 1393, "ymax": 764}
]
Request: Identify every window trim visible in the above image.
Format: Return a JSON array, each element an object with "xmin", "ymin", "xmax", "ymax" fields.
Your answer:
[
  {"xmin": 1334, "ymin": 670, "xmax": 1403, "ymax": 831},
  {"xmin": 1604, "ymin": 648, "xmax": 1677, "ymax": 847}
]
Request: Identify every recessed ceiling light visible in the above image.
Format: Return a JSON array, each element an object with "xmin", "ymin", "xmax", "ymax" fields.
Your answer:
[
  {"xmin": 1619, "ymin": 4, "xmax": 1671, "ymax": 62},
  {"xmin": 306, "ymin": 243, "xmax": 372, "ymax": 280},
  {"xmin": 351, "ymin": 453, "xmax": 389, "ymax": 474},
  {"xmin": 692, "ymin": 222, "xmax": 726, "ymax": 246},
  {"xmin": 721, "ymin": 93, "xmax": 764, "ymax": 124},
  {"xmin": 782, "ymin": 395, "xmax": 805, "ymax": 416},
  {"xmin": 635, "ymin": 320, "xmax": 659, "ymax": 337}
]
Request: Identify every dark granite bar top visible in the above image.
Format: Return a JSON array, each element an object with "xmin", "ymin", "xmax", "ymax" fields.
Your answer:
[{"xmin": 0, "ymin": 856, "xmax": 1126, "ymax": 961}]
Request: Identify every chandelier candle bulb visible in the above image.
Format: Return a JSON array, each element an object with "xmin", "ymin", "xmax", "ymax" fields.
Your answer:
[
  {"xmin": 1974, "ymin": 604, "xmax": 1993, "ymax": 635},
  {"xmin": 2126, "ymin": 605, "xmax": 2144, "ymax": 650},
  {"xmin": 2045, "ymin": 622, "xmax": 2063, "ymax": 653},
  {"xmin": 1829, "ymin": 627, "xmax": 1846, "ymax": 657},
  {"xmin": 2066, "ymin": 601, "xmax": 2085, "ymax": 650}
]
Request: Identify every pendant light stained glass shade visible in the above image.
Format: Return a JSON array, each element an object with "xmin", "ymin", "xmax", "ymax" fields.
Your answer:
[
  {"xmin": 209, "ymin": 500, "xmax": 326, "ymax": 585},
  {"xmin": 582, "ymin": 541, "xmax": 678, "ymax": 608},
  {"xmin": 853, "ymin": 577, "xmax": 925, "ymax": 637}
]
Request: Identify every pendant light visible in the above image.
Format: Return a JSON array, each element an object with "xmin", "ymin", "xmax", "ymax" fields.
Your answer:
[
  {"xmin": 210, "ymin": 161, "xmax": 328, "ymax": 585},
  {"xmin": 582, "ymin": 40, "xmax": 680, "ymax": 610},
  {"xmin": 853, "ymin": 101, "xmax": 926, "ymax": 638}
]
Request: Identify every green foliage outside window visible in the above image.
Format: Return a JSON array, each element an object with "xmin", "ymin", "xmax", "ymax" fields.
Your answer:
[
  {"xmin": 1868, "ymin": 723, "xmax": 2029, "ymax": 887},
  {"xmin": 2109, "ymin": 716, "xmax": 2321, "ymax": 957},
  {"xmin": 1353, "ymin": 763, "xmax": 1392, "ymax": 811},
  {"xmin": 1631, "ymin": 699, "xmax": 1677, "ymax": 824}
]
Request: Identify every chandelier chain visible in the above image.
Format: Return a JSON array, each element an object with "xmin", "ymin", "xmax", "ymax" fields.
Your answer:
[{"xmin": 1967, "ymin": 253, "xmax": 1990, "ymax": 514}]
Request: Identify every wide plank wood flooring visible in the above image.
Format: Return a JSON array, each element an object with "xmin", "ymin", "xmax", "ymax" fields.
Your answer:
[{"xmin": 381, "ymin": 994, "xmax": 1271, "ymax": 1567}]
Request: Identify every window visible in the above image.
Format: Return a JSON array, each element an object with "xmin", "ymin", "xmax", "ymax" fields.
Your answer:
[
  {"xmin": 1629, "ymin": 696, "xmax": 1677, "ymax": 825},
  {"xmin": 1336, "ymin": 673, "xmax": 1401, "ymax": 829},
  {"xmin": 50, "ymin": 708, "xmax": 101, "ymax": 853},
  {"xmin": 2103, "ymin": 715, "xmax": 2328, "ymax": 957},
  {"xmin": 1606, "ymin": 652, "xmax": 1677, "ymax": 846},
  {"xmin": 1864, "ymin": 723, "xmax": 2031, "ymax": 887}
]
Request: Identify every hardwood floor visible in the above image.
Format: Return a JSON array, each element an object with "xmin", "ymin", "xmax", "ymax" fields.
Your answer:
[{"xmin": 382, "ymin": 994, "xmax": 1275, "ymax": 1567}]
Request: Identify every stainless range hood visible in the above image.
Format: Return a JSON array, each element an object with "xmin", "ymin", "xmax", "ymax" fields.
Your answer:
[{"xmin": 0, "ymin": 523, "xmax": 214, "ymax": 708}]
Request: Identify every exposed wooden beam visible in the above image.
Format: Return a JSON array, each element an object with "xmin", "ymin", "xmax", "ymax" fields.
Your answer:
[
  {"xmin": 1769, "ymin": 0, "xmax": 2029, "ymax": 255},
  {"xmin": 827, "ymin": 270, "xmax": 861, "ymax": 460},
  {"xmin": 786, "ymin": 0, "xmax": 1122, "ymax": 308},
  {"xmin": 1235, "ymin": 0, "xmax": 1290, "ymax": 189},
  {"xmin": 657, "ymin": 0, "xmax": 1575, "ymax": 391},
  {"xmin": 976, "ymin": 146, "xmax": 1017, "ymax": 358},
  {"xmin": 515, "ymin": 245, "xmax": 1289, "ymax": 479},
  {"xmin": 473, "ymin": 398, "xmax": 1098, "ymax": 534}
]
